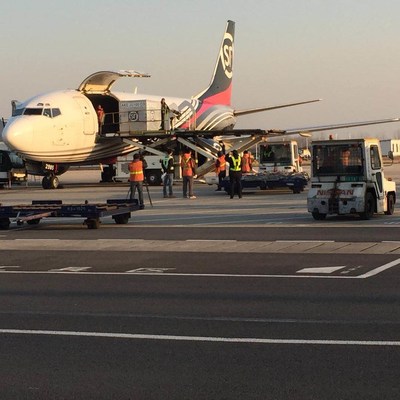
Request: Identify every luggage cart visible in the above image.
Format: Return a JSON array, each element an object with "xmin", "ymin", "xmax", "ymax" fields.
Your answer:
[{"xmin": 0, "ymin": 199, "xmax": 140, "ymax": 230}]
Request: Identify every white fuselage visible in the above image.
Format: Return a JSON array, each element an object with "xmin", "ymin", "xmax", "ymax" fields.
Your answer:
[{"xmin": 2, "ymin": 89, "xmax": 236, "ymax": 166}]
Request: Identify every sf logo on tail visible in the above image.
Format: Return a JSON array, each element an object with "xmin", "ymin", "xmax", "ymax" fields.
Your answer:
[{"xmin": 220, "ymin": 32, "xmax": 233, "ymax": 79}]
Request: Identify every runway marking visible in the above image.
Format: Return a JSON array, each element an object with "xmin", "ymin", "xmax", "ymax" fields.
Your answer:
[
  {"xmin": 0, "ymin": 266, "xmax": 21, "ymax": 271},
  {"xmin": 0, "ymin": 258, "xmax": 398, "ymax": 279},
  {"xmin": 297, "ymin": 266, "xmax": 346, "ymax": 274},
  {"xmin": 0, "ymin": 329, "xmax": 399, "ymax": 346}
]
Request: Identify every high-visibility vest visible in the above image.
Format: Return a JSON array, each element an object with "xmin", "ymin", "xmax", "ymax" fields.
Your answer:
[
  {"xmin": 241, "ymin": 154, "xmax": 251, "ymax": 173},
  {"xmin": 129, "ymin": 160, "xmax": 144, "ymax": 182},
  {"xmin": 162, "ymin": 155, "xmax": 174, "ymax": 172},
  {"xmin": 229, "ymin": 156, "xmax": 241, "ymax": 172},
  {"xmin": 215, "ymin": 155, "xmax": 226, "ymax": 174},
  {"xmin": 181, "ymin": 154, "xmax": 194, "ymax": 177}
]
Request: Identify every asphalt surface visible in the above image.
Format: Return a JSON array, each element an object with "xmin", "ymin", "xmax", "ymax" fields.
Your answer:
[{"xmin": 0, "ymin": 170, "xmax": 400, "ymax": 399}]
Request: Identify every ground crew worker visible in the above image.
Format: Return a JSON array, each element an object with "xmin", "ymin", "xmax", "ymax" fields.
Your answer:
[
  {"xmin": 215, "ymin": 151, "xmax": 226, "ymax": 191},
  {"xmin": 96, "ymin": 105, "xmax": 104, "ymax": 133},
  {"xmin": 226, "ymin": 149, "xmax": 242, "ymax": 199},
  {"xmin": 161, "ymin": 149, "xmax": 175, "ymax": 198},
  {"xmin": 241, "ymin": 150, "xmax": 252, "ymax": 173},
  {"xmin": 129, "ymin": 153, "xmax": 145, "ymax": 209},
  {"xmin": 181, "ymin": 149, "xmax": 196, "ymax": 199},
  {"xmin": 160, "ymin": 98, "xmax": 170, "ymax": 130}
]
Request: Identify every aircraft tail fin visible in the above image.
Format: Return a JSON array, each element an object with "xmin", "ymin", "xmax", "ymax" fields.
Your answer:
[{"xmin": 195, "ymin": 20, "xmax": 235, "ymax": 106}]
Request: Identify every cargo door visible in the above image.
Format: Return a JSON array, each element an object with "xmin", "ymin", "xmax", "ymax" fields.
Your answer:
[{"xmin": 74, "ymin": 96, "xmax": 96, "ymax": 135}]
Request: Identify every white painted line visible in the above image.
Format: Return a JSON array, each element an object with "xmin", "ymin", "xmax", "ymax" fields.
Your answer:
[
  {"xmin": 358, "ymin": 257, "xmax": 400, "ymax": 278},
  {"xmin": 277, "ymin": 240, "xmax": 335, "ymax": 243},
  {"xmin": 186, "ymin": 239, "xmax": 238, "ymax": 242},
  {"xmin": 0, "ymin": 329, "xmax": 399, "ymax": 346},
  {"xmin": 297, "ymin": 266, "xmax": 346, "ymax": 274}
]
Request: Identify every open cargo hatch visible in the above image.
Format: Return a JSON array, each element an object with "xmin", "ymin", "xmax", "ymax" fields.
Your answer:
[{"xmin": 78, "ymin": 70, "xmax": 151, "ymax": 94}]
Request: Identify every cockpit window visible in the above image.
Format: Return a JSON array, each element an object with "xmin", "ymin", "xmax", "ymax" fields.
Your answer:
[
  {"xmin": 18, "ymin": 107, "xmax": 61, "ymax": 118},
  {"xmin": 24, "ymin": 108, "xmax": 43, "ymax": 115}
]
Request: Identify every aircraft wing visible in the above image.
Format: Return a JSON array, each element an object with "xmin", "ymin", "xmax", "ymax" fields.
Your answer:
[
  {"xmin": 281, "ymin": 117, "xmax": 400, "ymax": 136},
  {"xmin": 115, "ymin": 117, "xmax": 400, "ymax": 141},
  {"xmin": 233, "ymin": 99, "xmax": 321, "ymax": 116}
]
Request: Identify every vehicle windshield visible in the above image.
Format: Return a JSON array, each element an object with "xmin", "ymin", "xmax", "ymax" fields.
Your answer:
[
  {"xmin": 9, "ymin": 152, "xmax": 25, "ymax": 168},
  {"xmin": 259, "ymin": 143, "xmax": 292, "ymax": 165},
  {"xmin": 312, "ymin": 144, "xmax": 364, "ymax": 176}
]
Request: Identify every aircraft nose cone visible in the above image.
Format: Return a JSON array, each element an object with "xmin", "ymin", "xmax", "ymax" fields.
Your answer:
[{"xmin": 2, "ymin": 118, "xmax": 33, "ymax": 153}]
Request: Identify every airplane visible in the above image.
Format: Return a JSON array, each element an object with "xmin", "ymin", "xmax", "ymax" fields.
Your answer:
[{"xmin": 1, "ymin": 20, "xmax": 399, "ymax": 189}]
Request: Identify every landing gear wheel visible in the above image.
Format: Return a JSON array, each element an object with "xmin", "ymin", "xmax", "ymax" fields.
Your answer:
[
  {"xmin": 360, "ymin": 192, "xmax": 374, "ymax": 220},
  {"xmin": 385, "ymin": 193, "xmax": 395, "ymax": 215},
  {"xmin": 49, "ymin": 175, "xmax": 59, "ymax": 189},
  {"xmin": 42, "ymin": 175, "xmax": 59, "ymax": 189},
  {"xmin": 311, "ymin": 211, "xmax": 326, "ymax": 220}
]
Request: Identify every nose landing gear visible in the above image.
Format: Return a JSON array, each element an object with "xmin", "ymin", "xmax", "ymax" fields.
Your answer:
[{"xmin": 42, "ymin": 174, "xmax": 59, "ymax": 189}]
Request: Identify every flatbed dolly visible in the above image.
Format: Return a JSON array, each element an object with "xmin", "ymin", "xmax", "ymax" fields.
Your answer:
[
  {"xmin": 221, "ymin": 172, "xmax": 309, "ymax": 194},
  {"xmin": 0, "ymin": 199, "xmax": 139, "ymax": 230}
]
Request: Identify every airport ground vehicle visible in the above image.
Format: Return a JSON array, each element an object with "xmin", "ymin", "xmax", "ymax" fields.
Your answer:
[
  {"xmin": 258, "ymin": 140, "xmax": 302, "ymax": 173},
  {"xmin": 221, "ymin": 172, "xmax": 308, "ymax": 194},
  {"xmin": 213, "ymin": 140, "xmax": 308, "ymax": 193},
  {"xmin": 0, "ymin": 148, "xmax": 27, "ymax": 186},
  {"xmin": 307, "ymin": 138, "xmax": 396, "ymax": 220},
  {"xmin": 114, "ymin": 153, "xmax": 164, "ymax": 185}
]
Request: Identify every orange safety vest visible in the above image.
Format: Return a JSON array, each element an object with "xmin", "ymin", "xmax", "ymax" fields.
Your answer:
[
  {"xmin": 215, "ymin": 155, "xmax": 226, "ymax": 174},
  {"xmin": 241, "ymin": 154, "xmax": 251, "ymax": 173},
  {"xmin": 128, "ymin": 160, "xmax": 144, "ymax": 182},
  {"xmin": 181, "ymin": 154, "xmax": 195, "ymax": 177}
]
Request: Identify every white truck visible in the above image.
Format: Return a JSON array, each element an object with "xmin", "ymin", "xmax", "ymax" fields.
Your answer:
[
  {"xmin": 307, "ymin": 138, "xmax": 396, "ymax": 220},
  {"xmin": 115, "ymin": 153, "xmax": 164, "ymax": 185},
  {"xmin": 258, "ymin": 140, "xmax": 303, "ymax": 173}
]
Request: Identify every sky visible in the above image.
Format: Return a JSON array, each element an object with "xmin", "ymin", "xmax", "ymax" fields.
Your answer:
[{"xmin": 2, "ymin": 0, "xmax": 400, "ymax": 141}]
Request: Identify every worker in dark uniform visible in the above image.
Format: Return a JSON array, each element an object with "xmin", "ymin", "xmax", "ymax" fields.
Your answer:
[{"xmin": 225, "ymin": 150, "xmax": 242, "ymax": 199}]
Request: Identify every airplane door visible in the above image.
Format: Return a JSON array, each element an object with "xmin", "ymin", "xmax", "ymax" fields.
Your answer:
[{"xmin": 74, "ymin": 96, "xmax": 96, "ymax": 135}]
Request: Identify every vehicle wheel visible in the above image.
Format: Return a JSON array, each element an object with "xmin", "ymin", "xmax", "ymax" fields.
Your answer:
[
  {"xmin": 86, "ymin": 219, "xmax": 100, "ymax": 229},
  {"xmin": 0, "ymin": 218, "xmax": 10, "ymax": 230},
  {"xmin": 114, "ymin": 213, "xmax": 130, "ymax": 224},
  {"xmin": 146, "ymin": 170, "xmax": 162, "ymax": 186},
  {"xmin": 360, "ymin": 192, "xmax": 375, "ymax": 220},
  {"xmin": 311, "ymin": 211, "xmax": 326, "ymax": 220},
  {"xmin": 27, "ymin": 218, "xmax": 41, "ymax": 225},
  {"xmin": 385, "ymin": 193, "xmax": 395, "ymax": 215}
]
